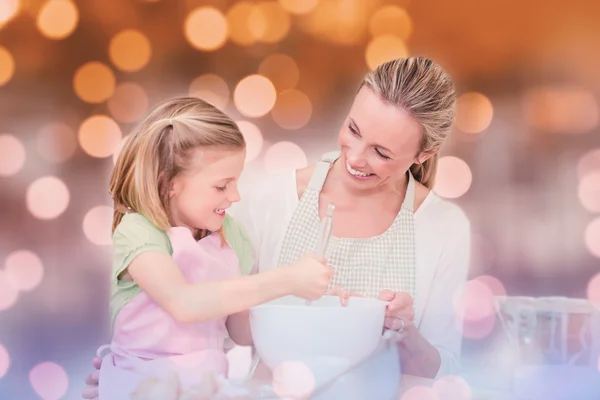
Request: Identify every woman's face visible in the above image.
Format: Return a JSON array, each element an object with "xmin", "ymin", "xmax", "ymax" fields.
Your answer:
[{"xmin": 337, "ymin": 87, "xmax": 433, "ymax": 191}]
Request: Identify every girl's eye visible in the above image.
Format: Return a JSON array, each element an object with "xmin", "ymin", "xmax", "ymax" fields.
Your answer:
[
  {"xmin": 348, "ymin": 124, "xmax": 360, "ymax": 136},
  {"xmin": 215, "ymin": 186, "xmax": 226, "ymax": 192}
]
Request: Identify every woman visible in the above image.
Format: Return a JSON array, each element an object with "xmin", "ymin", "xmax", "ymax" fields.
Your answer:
[
  {"xmin": 234, "ymin": 56, "xmax": 469, "ymax": 379},
  {"xmin": 83, "ymin": 56, "xmax": 470, "ymax": 398}
]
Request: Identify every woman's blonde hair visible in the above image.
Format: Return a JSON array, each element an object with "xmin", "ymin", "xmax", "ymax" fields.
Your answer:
[
  {"xmin": 109, "ymin": 97, "xmax": 245, "ymax": 238},
  {"xmin": 359, "ymin": 57, "xmax": 456, "ymax": 188}
]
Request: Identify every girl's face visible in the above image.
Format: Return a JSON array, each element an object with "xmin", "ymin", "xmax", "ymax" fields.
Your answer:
[{"xmin": 169, "ymin": 147, "xmax": 246, "ymax": 233}]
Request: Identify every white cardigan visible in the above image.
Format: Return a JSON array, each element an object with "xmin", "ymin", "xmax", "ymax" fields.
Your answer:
[{"xmin": 231, "ymin": 171, "xmax": 471, "ymax": 378}]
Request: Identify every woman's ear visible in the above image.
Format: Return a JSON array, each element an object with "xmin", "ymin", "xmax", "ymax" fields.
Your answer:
[{"xmin": 415, "ymin": 148, "xmax": 437, "ymax": 165}]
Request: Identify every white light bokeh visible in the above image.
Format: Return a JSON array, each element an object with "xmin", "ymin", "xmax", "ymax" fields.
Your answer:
[
  {"xmin": 236, "ymin": 121, "xmax": 263, "ymax": 163},
  {"xmin": 0, "ymin": 343, "xmax": 8, "ymax": 378},
  {"xmin": 83, "ymin": 206, "xmax": 113, "ymax": 246},
  {"xmin": 264, "ymin": 141, "xmax": 307, "ymax": 174},
  {"xmin": 0, "ymin": 134, "xmax": 26, "ymax": 176},
  {"xmin": 26, "ymin": 176, "xmax": 70, "ymax": 220},
  {"xmin": 29, "ymin": 362, "xmax": 69, "ymax": 400},
  {"xmin": 434, "ymin": 156, "xmax": 473, "ymax": 199},
  {"xmin": 0, "ymin": 270, "xmax": 18, "ymax": 311},
  {"xmin": 5, "ymin": 250, "xmax": 44, "ymax": 292}
]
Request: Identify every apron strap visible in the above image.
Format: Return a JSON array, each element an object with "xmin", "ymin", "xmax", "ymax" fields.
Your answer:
[
  {"xmin": 306, "ymin": 151, "xmax": 340, "ymax": 192},
  {"xmin": 400, "ymin": 170, "xmax": 417, "ymax": 212}
]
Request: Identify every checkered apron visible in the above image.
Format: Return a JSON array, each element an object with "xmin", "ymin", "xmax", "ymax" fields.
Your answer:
[{"xmin": 277, "ymin": 151, "xmax": 417, "ymax": 309}]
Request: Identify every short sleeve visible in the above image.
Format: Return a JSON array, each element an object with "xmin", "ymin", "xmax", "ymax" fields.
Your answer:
[
  {"xmin": 222, "ymin": 214, "xmax": 255, "ymax": 276},
  {"xmin": 112, "ymin": 213, "xmax": 172, "ymax": 281}
]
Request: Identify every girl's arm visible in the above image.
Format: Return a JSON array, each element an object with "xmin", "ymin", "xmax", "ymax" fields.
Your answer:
[{"xmin": 128, "ymin": 252, "xmax": 330, "ymax": 324}]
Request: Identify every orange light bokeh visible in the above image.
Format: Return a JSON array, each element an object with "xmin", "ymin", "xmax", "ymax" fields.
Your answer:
[
  {"xmin": 278, "ymin": 0, "xmax": 318, "ymax": 15},
  {"xmin": 36, "ymin": 0, "xmax": 79, "ymax": 40},
  {"xmin": 234, "ymin": 75, "xmax": 277, "ymax": 118},
  {"xmin": 109, "ymin": 29, "xmax": 152, "ymax": 72},
  {"xmin": 78, "ymin": 115, "xmax": 122, "ymax": 158},
  {"xmin": 0, "ymin": 45, "xmax": 15, "ymax": 86},
  {"xmin": 184, "ymin": 7, "xmax": 228, "ymax": 51},
  {"xmin": 456, "ymin": 92, "xmax": 494, "ymax": 134},
  {"xmin": 73, "ymin": 62, "xmax": 116, "ymax": 104},
  {"xmin": 365, "ymin": 35, "xmax": 408, "ymax": 70},
  {"xmin": 369, "ymin": 5, "xmax": 412, "ymax": 41}
]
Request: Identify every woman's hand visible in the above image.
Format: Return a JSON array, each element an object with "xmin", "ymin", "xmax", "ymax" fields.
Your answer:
[{"xmin": 378, "ymin": 290, "xmax": 415, "ymax": 340}]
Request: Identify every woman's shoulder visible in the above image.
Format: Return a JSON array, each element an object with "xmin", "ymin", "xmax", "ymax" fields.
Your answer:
[{"xmin": 417, "ymin": 189, "xmax": 470, "ymax": 235}]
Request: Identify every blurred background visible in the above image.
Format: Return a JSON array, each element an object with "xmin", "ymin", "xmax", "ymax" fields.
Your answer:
[{"xmin": 0, "ymin": 0, "xmax": 599, "ymax": 398}]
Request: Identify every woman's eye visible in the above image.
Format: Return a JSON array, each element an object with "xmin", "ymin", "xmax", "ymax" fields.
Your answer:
[
  {"xmin": 215, "ymin": 186, "xmax": 226, "ymax": 191},
  {"xmin": 375, "ymin": 149, "xmax": 391, "ymax": 160}
]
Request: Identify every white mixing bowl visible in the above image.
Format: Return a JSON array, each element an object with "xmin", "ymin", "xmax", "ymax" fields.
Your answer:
[{"xmin": 249, "ymin": 295, "xmax": 400, "ymax": 399}]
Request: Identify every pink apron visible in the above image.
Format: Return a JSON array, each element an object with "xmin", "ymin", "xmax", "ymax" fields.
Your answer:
[{"xmin": 97, "ymin": 227, "xmax": 240, "ymax": 400}]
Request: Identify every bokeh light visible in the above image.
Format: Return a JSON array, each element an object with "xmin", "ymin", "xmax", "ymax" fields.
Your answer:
[
  {"xmin": 578, "ymin": 172, "xmax": 600, "ymax": 213},
  {"xmin": 523, "ymin": 85, "xmax": 599, "ymax": 134},
  {"xmin": 226, "ymin": 2, "xmax": 257, "ymax": 46},
  {"xmin": 369, "ymin": 5, "xmax": 412, "ymax": 40},
  {"xmin": 189, "ymin": 74, "xmax": 229, "ymax": 110},
  {"xmin": 5, "ymin": 250, "xmax": 44, "ymax": 291},
  {"xmin": 258, "ymin": 53, "xmax": 300, "ymax": 92},
  {"xmin": 83, "ymin": 206, "xmax": 113, "ymax": 246},
  {"xmin": 264, "ymin": 141, "xmax": 307, "ymax": 174},
  {"xmin": 36, "ymin": 0, "xmax": 79, "ymax": 40},
  {"xmin": 0, "ymin": 134, "xmax": 26, "ymax": 176},
  {"xmin": 456, "ymin": 92, "xmax": 494, "ymax": 134},
  {"xmin": 474, "ymin": 275, "xmax": 506, "ymax": 297},
  {"xmin": 432, "ymin": 375, "xmax": 472, "ymax": 400},
  {"xmin": 271, "ymin": 89, "xmax": 312, "ymax": 130},
  {"xmin": 236, "ymin": 121, "xmax": 263, "ymax": 163},
  {"xmin": 234, "ymin": 75, "xmax": 276, "ymax": 118},
  {"xmin": 226, "ymin": 345, "xmax": 252, "ymax": 382},
  {"xmin": 107, "ymin": 82, "xmax": 149, "ymax": 123},
  {"xmin": 401, "ymin": 385, "xmax": 440, "ymax": 400},
  {"xmin": 462, "ymin": 313, "xmax": 496, "ymax": 339},
  {"xmin": 0, "ymin": 45, "xmax": 15, "ymax": 86},
  {"xmin": 0, "ymin": 0, "xmax": 19, "ymax": 24},
  {"xmin": 365, "ymin": 35, "xmax": 408, "ymax": 70},
  {"xmin": 434, "ymin": 156, "xmax": 473, "ymax": 199},
  {"xmin": 454, "ymin": 279, "xmax": 495, "ymax": 322},
  {"xmin": 250, "ymin": 2, "xmax": 291, "ymax": 44},
  {"xmin": 278, "ymin": 0, "xmax": 318, "ymax": 15},
  {"xmin": 577, "ymin": 148, "xmax": 600, "ymax": 180},
  {"xmin": 0, "ymin": 343, "xmax": 8, "ymax": 378},
  {"xmin": 584, "ymin": 217, "xmax": 600, "ymax": 259},
  {"xmin": 29, "ymin": 362, "xmax": 69, "ymax": 400},
  {"xmin": 78, "ymin": 115, "xmax": 122, "ymax": 158},
  {"xmin": 587, "ymin": 273, "xmax": 600, "ymax": 305},
  {"xmin": 0, "ymin": 270, "xmax": 18, "ymax": 311},
  {"xmin": 297, "ymin": 0, "xmax": 369, "ymax": 46},
  {"xmin": 73, "ymin": 62, "xmax": 116, "ymax": 104},
  {"xmin": 184, "ymin": 7, "xmax": 228, "ymax": 51},
  {"xmin": 109, "ymin": 29, "xmax": 152, "ymax": 72},
  {"xmin": 37, "ymin": 122, "xmax": 76, "ymax": 163},
  {"xmin": 26, "ymin": 176, "xmax": 70, "ymax": 220},
  {"xmin": 272, "ymin": 361, "xmax": 315, "ymax": 399}
]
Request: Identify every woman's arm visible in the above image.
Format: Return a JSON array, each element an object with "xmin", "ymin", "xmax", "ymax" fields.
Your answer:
[
  {"xmin": 128, "ymin": 252, "xmax": 331, "ymax": 324},
  {"xmin": 398, "ymin": 216, "xmax": 471, "ymax": 378}
]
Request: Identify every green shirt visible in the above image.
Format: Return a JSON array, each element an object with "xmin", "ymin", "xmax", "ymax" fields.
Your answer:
[{"xmin": 109, "ymin": 212, "xmax": 254, "ymax": 331}]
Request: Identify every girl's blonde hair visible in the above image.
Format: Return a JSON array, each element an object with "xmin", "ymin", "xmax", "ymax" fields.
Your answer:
[
  {"xmin": 110, "ymin": 97, "xmax": 245, "ymax": 238},
  {"xmin": 359, "ymin": 57, "xmax": 457, "ymax": 188}
]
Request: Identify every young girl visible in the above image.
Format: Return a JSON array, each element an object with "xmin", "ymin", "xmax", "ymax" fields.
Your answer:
[{"xmin": 97, "ymin": 97, "xmax": 332, "ymax": 399}]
